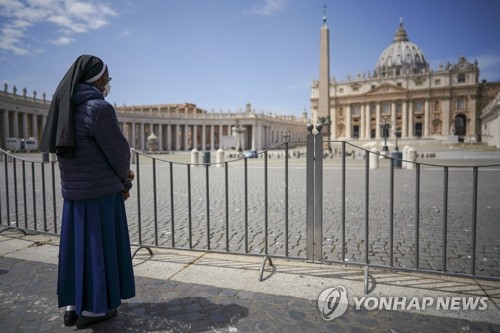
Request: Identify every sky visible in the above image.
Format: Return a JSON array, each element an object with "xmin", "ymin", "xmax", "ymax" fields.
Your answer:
[{"xmin": 1, "ymin": 0, "xmax": 500, "ymax": 117}]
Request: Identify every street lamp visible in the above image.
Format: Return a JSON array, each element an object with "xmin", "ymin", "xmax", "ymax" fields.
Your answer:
[
  {"xmin": 379, "ymin": 116, "xmax": 391, "ymax": 155},
  {"xmin": 394, "ymin": 127, "xmax": 401, "ymax": 151},
  {"xmin": 232, "ymin": 122, "xmax": 245, "ymax": 153},
  {"xmin": 281, "ymin": 131, "xmax": 291, "ymax": 143}
]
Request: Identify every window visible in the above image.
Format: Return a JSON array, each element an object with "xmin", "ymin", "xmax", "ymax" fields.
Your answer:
[
  {"xmin": 414, "ymin": 100, "xmax": 423, "ymax": 113},
  {"xmin": 396, "ymin": 103, "xmax": 402, "ymax": 114},
  {"xmin": 434, "ymin": 79, "xmax": 441, "ymax": 85},
  {"xmin": 458, "ymin": 74, "xmax": 465, "ymax": 83},
  {"xmin": 352, "ymin": 104, "xmax": 361, "ymax": 116},
  {"xmin": 352, "ymin": 86, "xmax": 359, "ymax": 92},
  {"xmin": 382, "ymin": 102, "xmax": 391, "ymax": 115},
  {"xmin": 339, "ymin": 88, "xmax": 344, "ymax": 94},
  {"xmin": 397, "ymin": 82, "xmax": 402, "ymax": 87},
  {"xmin": 456, "ymin": 98, "xmax": 465, "ymax": 110}
]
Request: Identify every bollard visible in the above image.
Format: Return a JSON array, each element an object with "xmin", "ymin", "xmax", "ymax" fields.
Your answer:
[
  {"xmin": 369, "ymin": 148, "xmax": 380, "ymax": 169},
  {"xmin": 191, "ymin": 148, "xmax": 199, "ymax": 166},
  {"xmin": 216, "ymin": 148, "xmax": 224, "ymax": 167},
  {"xmin": 402, "ymin": 145, "xmax": 410, "ymax": 169},
  {"xmin": 202, "ymin": 151, "xmax": 211, "ymax": 165},
  {"xmin": 406, "ymin": 147, "xmax": 417, "ymax": 170},
  {"xmin": 391, "ymin": 151, "xmax": 403, "ymax": 168}
]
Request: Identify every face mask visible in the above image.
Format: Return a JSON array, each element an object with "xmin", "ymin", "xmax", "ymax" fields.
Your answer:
[{"xmin": 102, "ymin": 82, "xmax": 111, "ymax": 97}]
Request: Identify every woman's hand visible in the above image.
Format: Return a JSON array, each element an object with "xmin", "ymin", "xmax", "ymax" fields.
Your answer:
[
  {"xmin": 122, "ymin": 190, "xmax": 130, "ymax": 201},
  {"xmin": 127, "ymin": 169, "xmax": 135, "ymax": 181}
]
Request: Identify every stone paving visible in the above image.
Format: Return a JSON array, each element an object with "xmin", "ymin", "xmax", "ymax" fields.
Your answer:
[
  {"xmin": 1, "ymin": 143, "xmax": 500, "ymax": 279},
  {"xmin": 1, "ymin": 244, "xmax": 500, "ymax": 333}
]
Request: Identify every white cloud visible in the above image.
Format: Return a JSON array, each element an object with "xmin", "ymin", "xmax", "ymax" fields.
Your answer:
[
  {"xmin": 50, "ymin": 35, "xmax": 75, "ymax": 45},
  {"xmin": 244, "ymin": 0, "xmax": 286, "ymax": 16},
  {"xmin": 0, "ymin": 0, "xmax": 117, "ymax": 55}
]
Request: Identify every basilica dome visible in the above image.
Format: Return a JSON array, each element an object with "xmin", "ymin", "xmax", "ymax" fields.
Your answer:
[{"xmin": 375, "ymin": 19, "xmax": 429, "ymax": 76}]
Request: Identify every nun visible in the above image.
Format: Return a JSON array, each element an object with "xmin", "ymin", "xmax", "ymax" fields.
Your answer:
[{"xmin": 40, "ymin": 55, "xmax": 136, "ymax": 329}]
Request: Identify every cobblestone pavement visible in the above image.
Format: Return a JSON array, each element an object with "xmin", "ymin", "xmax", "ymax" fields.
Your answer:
[
  {"xmin": 2, "ymin": 144, "xmax": 500, "ymax": 278},
  {"xmin": 1, "ymin": 239, "xmax": 500, "ymax": 333}
]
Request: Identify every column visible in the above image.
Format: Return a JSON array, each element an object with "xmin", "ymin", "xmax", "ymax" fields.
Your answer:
[
  {"xmin": 375, "ymin": 103, "xmax": 381, "ymax": 139},
  {"xmin": 391, "ymin": 101, "xmax": 396, "ymax": 137},
  {"xmin": 22, "ymin": 113, "xmax": 28, "ymax": 137},
  {"xmin": 219, "ymin": 124, "xmax": 223, "ymax": 149},
  {"xmin": 330, "ymin": 106, "xmax": 336, "ymax": 139},
  {"xmin": 360, "ymin": 104, "xmax": 365, "ymax": 139},
  {"xmin": 193, "ymin": 124, "xmax": 198, "ymax": 150},
  {"xmin": 366, "ymin": 104, "xmax": 372, "ymax": 139},
  {"xmin": 251, "ymin": 124, "xmax": 256, "ymax": 150},
  {"xmin": 408, "ymin": 101, "xmax": 414, "ymax": 137},
  {"xmin": 424, "ymin": 98, "xmax": 430, "ymax": 137},
  {"xmin": 210, "ymin": 125, "xmax": 215, "ymax": 151},
  {"xmin": 184, "ymin": 124, "xmax": 189, "ymax": 150},
  {"xmin": 140, "ymin": 123, "xmax": 145, "ymax": 150},
  {"xmin": 202, "ymin": 124, "xmax": 206, "ymax": 151},
  {"xmin": 12, "ymin": 111, "xmax": 19, "ymax": 137},
  {"xmin": 3, "ymin": 110, "xmax": 10, "ymax": 140},
  {"xmin": 158, "ymin": 124, "xmax": 163, "ymax": 151},
  {"xmin": 32, "ymin": 115, "xmax": 38, "ymax": 141},
  {"xmin": 443, "ymin": 98, "xmax": 450, "ymax": 135},
  {"xmin": 345, "ymin": 105, "xmax": 352, "ymax": 139},
  {"xmin": 131, "ymin": 122, "xmax": 136, "ymax": 149},
  {"xmin": 402, "ymin": 101, "xmax": 408, "ymax": 138},
  {"xmin": 167, "ymin": 124, "xmax": 172, "ymax": 151},
  {"xmin": 175, "ymin": 124, "xmax": 180, "ymax": 151}
]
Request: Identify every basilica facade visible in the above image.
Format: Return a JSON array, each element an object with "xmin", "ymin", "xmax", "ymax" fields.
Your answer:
[{"xmin": 311, "ymin": 18, "xmax": 500, "ymax": 143}]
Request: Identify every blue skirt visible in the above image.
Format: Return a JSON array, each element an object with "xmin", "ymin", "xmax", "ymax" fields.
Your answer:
[{"xmin": 57, "ymin": 192, "xmax": 135, "ymax": 315}]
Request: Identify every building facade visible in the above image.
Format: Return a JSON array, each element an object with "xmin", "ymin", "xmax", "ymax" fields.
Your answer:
[
  {"xmin": 480, "ymin": 92, "xmax": 500, "ymax": 148},
  {"xmin": 311, "ymin": 18, "xmax": 500, "ymax": 143},
  {"xmin": 0, "ymin": 85, "xmax": 308, "ymax": 152}
]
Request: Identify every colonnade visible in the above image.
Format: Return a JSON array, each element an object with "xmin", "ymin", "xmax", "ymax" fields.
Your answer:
[
  {"xmin": 1, "ymin": 108, "xmax": 46, "ymax": 143},
  {"xmin": 332, "ymin": 98, "xmax": 458, "ymax": 140},
  {"xmin": 0, "ymin": 90, "xmax": 307, "ymax": 151},
  {"xmin": 118, "ymin": 120, "xmax": 304, "ymax": 152}
]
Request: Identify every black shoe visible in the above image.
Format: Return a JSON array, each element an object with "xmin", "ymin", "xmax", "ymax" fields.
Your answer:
[
  {"xmin": 75, "ymin": 309, "xmax": 117, "ymax": 329},
  {"xmin": 63, "ymin": 310, "xmax": 77, "ymax": 326}
]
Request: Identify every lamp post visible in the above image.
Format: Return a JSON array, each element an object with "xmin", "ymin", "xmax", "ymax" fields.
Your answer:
[
  {"xmin": 232, "ymin": 121, "xmax": 245, "ymax": 153},
  {"xmin": 281, "ymin": 131, "xmax": 291, "ymax": 143},
  {"xmin": 394, "ymin": 127, "xmax": 401, "ymax": 151},
  {"xmin": 379, "ymin": 116, "xmax": 390, "ymax": 155}
]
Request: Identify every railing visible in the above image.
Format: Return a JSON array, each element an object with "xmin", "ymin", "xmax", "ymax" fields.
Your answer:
[
  {"xmin": 0, "ymin": 150, "xmax": 59, "ymax": 234},
  {"xmin": 305, "ymin": 125, "xmax": 500, "ymax": 293},
  {"xmin": 1, "ymin": 125, "xmax": 499, "ymax": 294}
]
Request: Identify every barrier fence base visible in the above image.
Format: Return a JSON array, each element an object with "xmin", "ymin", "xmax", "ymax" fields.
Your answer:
[
  {"xmin": 259, "ymin": 255, "xmax": 274, "ymax": 282},
  {"xmin": 131, "ymin": 244, "xmax": 154, "ymax": 259}
]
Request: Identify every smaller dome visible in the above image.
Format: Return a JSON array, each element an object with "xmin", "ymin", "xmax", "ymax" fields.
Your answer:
[{"xmin": 375, "ymin": 19, "xmax": 428, "ymax": 75}]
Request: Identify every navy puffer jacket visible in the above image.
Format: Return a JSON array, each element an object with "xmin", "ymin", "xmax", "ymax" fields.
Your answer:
[{"xmin": 57, "ymin": 83, "xmax": 132, "ymax": 200}]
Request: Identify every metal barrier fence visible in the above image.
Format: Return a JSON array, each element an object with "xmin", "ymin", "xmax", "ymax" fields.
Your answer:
[
  {"xmin": 1, "ymin": 125, "xmax": 499, "ymax": 293},
  {"xmin": 0, "ymin": 150, "xmax": 59, "ymax": 234},
  {"xmin": 305, "ymin": 125, "xmax": 500, "ymax": 293}
]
